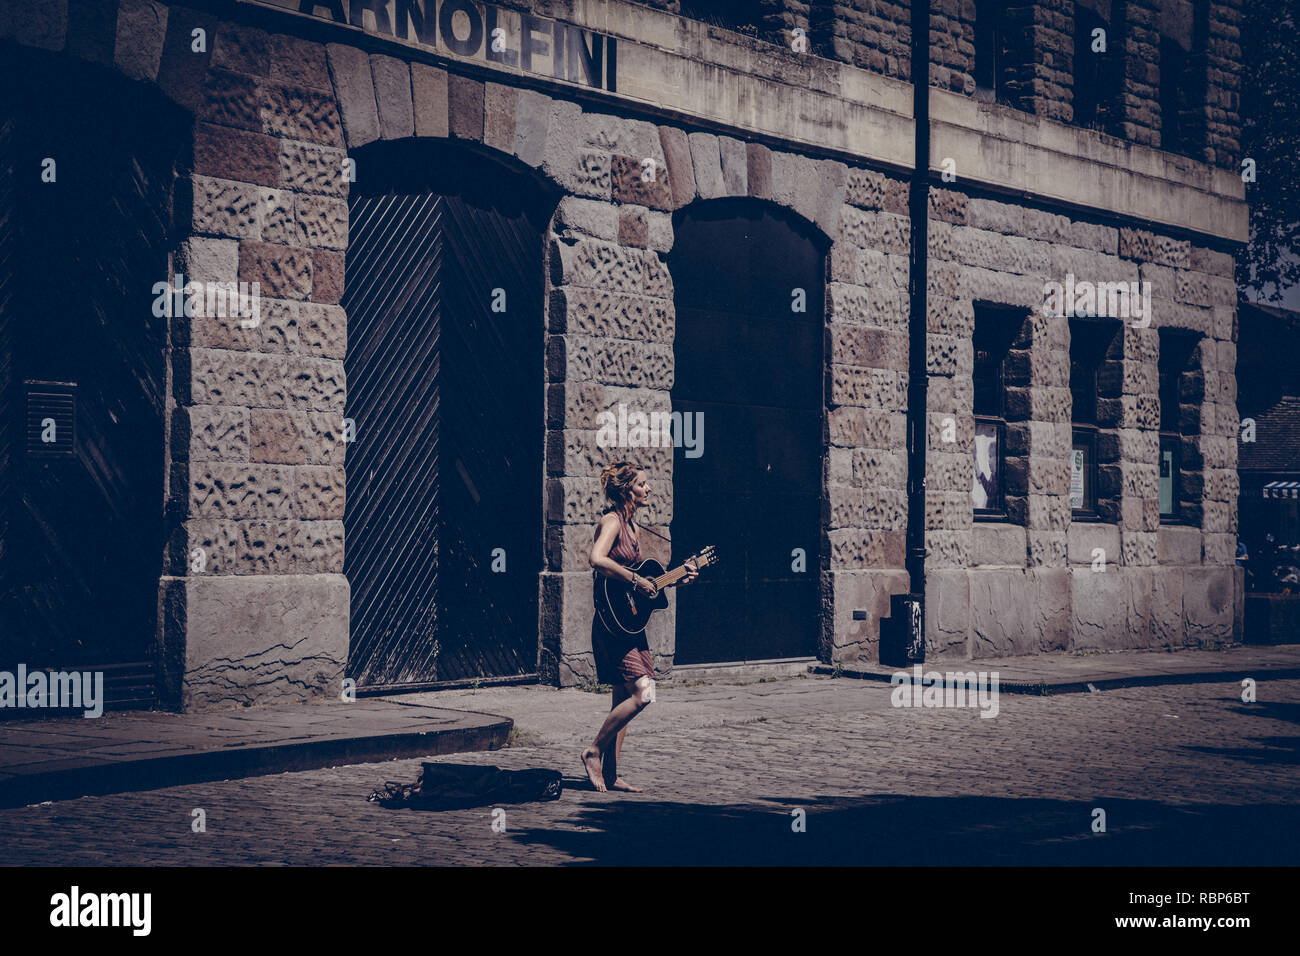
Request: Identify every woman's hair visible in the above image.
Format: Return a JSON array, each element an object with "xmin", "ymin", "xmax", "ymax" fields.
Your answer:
[{"xmin": 600, "ymin": 460, "xmax": 643, "ymax": 514}]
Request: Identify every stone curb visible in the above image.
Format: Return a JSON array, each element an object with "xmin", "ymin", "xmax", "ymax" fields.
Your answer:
[
  {"xmin": 808, "ymin": 663, "xmax": 1300, "ymax": 696},
  {"xmin": 0, "ymin": 713, "xmax": 513, "ymax": 809}
]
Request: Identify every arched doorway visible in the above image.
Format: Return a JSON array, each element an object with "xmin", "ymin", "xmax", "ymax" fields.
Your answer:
[
  {"xmin": 343, "ymin": 140, "xmax": 555, "ymax": 689},
  {"xmin": 0, "ymin": 51, "xmax": 187, "ymax": 706},
  {"xmin": 669, "ymin": 199, "xmax": 828, "ymax": 664}
]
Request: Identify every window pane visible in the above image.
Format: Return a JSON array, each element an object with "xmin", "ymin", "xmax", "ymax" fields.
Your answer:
[
  {"xmin": 973, "ymin": 419, "xmax": 1001, "ymax": 512},
  {"xmin": 1159, "ymin": 437, "xmax": 1178, "ymax": 516},
  {"xmin": 1070, "ymin": 428, "xmax": 1096, "ymax": 513},
  {"xmin": 1070, "ymin": 445, "xmax": 1088, "ymax": 511}
]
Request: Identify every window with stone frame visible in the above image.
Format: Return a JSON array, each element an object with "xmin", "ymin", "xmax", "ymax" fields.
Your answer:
[
  {"xmin": 1157, "ymin": 0, "xmax": 1209, "ymax": 156},
  {"xmin": 1068, "ymin": 317, "xmax": 1121, "ymax": 520},
  {"xmin": 1158, "ymin": 329, "xmax": 1203, "ymax": 523},
  {"xmin": 973, "ymin": 0, "xmax": 1014, "ymax": 106},
  {"xmin": 972, "ymin": 304, "xmax": 1029, "ymax": 522},
  {"xmin": 1073, "ymin": 0, "xmax": 1118, "ymax": 132}
]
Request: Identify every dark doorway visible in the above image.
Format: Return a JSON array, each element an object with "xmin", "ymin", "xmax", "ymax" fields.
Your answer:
[
  {"xmin": 0, "ymin": 53, "xmax": 185, "ymax": 703},
  {"xmin": 343, "ymin": 141, "xmax": 553, "ymax": 688},
  {"xmin": 669, "ymin": 200, "xmax": 827, "ymax": 664}
]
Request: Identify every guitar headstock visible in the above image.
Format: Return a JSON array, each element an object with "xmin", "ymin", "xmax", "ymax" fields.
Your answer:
[{"xmin": 693, "ymin": 545, "xmax": 719, "ymax": 569}]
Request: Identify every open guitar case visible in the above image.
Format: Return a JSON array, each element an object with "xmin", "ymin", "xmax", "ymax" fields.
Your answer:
[{"xmin": 368, "ymin": 763, "xmax": 564, "ymax": 810}]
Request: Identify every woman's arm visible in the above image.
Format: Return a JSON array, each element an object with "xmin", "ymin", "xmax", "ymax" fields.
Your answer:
[{"xmin": 590, "ymin": 514, "xmax": 654, "ymax": 593}]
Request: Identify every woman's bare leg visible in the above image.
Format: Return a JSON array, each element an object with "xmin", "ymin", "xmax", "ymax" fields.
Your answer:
[
  {"xmin": 582, "ymin": 678, "xmax": 651, "ymax": 791},
  {"xmin": 608, "ymin": 679, "xmax": 649, "ymax": 792}
]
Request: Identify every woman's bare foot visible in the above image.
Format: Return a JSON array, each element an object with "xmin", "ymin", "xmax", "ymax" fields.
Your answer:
[
  {"xmin": 609, "ymin": 777, "xmax": 643, "ymax": 793},
  {"xmin": 581, "ymin": 748, "xmax": 606, "ymax": 792}
]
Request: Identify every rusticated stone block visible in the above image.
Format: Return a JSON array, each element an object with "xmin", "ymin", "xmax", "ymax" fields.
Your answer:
[
  {"xmin": 188, "ymin": 175, "xmax": 260, "ymax": 239},
  {"xmin": 239, "ymin": 240, "xmax": 312, "ymax": 300},
  {"xmin": 286, "ymin": 356, "xmax": 346, "ymax": 410},
  {"xmin": 270, "ymin": 34, "xmax": 331, "ymax": 91},
  {"xmin": 311, "ymin": 249, "xmax": 344, "ymax": 304},
  {"xmin": 187, "ymin": 348, "xmax": 288, "ymax": 408},
  {"xmin": 928, "ymin": 189, "xmax": 967, "ymax": 225},
  {"xmin": 326, "ymin": 43, "xmax": 380, "ymax": 147},
  {"xmin": 611, "ymin": 155, "xmax": 672, "ymax": 210},
  {"xmin": 617, "ymin": 206, "xmax": 648, "ymax": 249},
  {"xmin": 160, "ymin": 573, "xmax": 348, "ymax": 711},
  {"xmin": 259, "ymin": 81, "xmax": 344, "ymax": 147},
  {"xmin": 968, "ymin": 198, "xmax": 1025, "ymax": 236},
  {"xmin": 259, "ymin": 187, "xmax": 302, "ymax": 246},
  {"xmin": 296, "ymin": 195, "xmax": 348, "ymax": 251},
  {"xmin": 212, "ymin": 22, "xmax": 270, "ymax": 76},
  {"xmin": 186, "ymin": 462, "xmax": 297, "ymax": 519},
  {"xmin": 297, "ymin": 302, "xmax": 347, "ymax": 358},
  {"xmin": 840, "ymin": 206, "xmax": 910, "ymax": 256},
  {"xmin": 278, "ymin": 141, "xmax": 349, "ymax": 197},
  {"xmin": 307, "ymin": 411, "xmax": 347, "ymax": 466},
  {"xmin": 199, "ymin": 67, "xmax": 262, "ymax": 132},
  {"xmin": 845, "ymin": 168, "xmax": 887, "ymax": 211},
  {"xmin": 371, "ymin": 54, "xmax": 414, "ymax": 140},
  {"xmin": 925, "ymin": 530, "xmax": 973, "ymax": 569},
  {"xmin": 549, "ymin": 238, "xmax": 672, "ymax": 297},
  {"xmin": 827, "ymin": 529, "xmax": 905, "ymax": 569},
  {"xmin": 546, "ymin": 287, "xmax": 670, "ymax": 343},
  {"xmin": 296, "ymin": 465, "xmax": 345, "ymax": 519},
  {"xmin": 250, "ymin": 408, "xmax": 311, "ymax": 464},
  {"xmin": 176, "ymin": 405, "xmax": 250, "ymax": 463},
  {"xmin": 826, "ymin": 283, "xmax": 909, "ymax": 332},
  {"xmin": 195, "ymin": 123, "xmax": 279, "ymax": 188},
  {"xmin": 293, "ymin": 519, "xmax": 345, "ymax": 573},
  {"xmin": 547, "ymin": 335, "xmax": 673, "ymax": 388},
  {"xmin": 827, "ymin": 483, "xmax": 867, "ymax": 529},
  {"xmin": 114, "ymin": 0, "xmax": 167, "ymax": 82}
]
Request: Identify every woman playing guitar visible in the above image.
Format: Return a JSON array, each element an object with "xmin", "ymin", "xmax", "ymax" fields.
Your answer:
[{"xmin": 580, "ymin": 461, "xmax": 697, "ymax": 792}]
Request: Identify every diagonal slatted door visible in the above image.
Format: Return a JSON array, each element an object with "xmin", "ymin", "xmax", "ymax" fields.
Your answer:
[{"xmin": 343, "ymin": 148, "xmax": 546, "ymax": 688}]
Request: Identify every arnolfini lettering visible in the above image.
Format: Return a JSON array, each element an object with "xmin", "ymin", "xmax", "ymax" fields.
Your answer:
[{"xmin": 248, "ymin": 0, "xmax": 617, "ymax": 91}]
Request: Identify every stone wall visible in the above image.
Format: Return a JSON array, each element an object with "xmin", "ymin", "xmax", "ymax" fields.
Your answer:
[{"xmin": 923, "ymin": 190, "xmax": 1240, "ymax": 659}]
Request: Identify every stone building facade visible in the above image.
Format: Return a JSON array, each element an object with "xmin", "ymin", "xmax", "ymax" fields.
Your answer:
[{"xmin": 0, "ymin": 0, "xmax": 1245, "ymax": 711}]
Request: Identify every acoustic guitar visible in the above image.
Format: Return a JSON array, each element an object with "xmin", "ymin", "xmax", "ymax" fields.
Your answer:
[{"xmin": 594, "ymin": 545, "xmax": 720, "ymax": 636}]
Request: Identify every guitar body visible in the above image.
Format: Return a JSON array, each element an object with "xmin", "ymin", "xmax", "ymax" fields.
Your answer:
[{"xmin": 594, "ymin": 560, "xmax": 670, "ymax": 636}]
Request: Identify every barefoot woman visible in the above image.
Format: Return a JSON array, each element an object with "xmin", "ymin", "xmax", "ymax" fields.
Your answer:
[{"xmin": 581, "ymin": 461, "xmax": 696, "ymax": 792}]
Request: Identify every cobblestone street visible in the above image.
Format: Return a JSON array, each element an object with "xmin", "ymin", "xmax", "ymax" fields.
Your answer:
[{"xmin": 2, "ymin": 674, "xmax": 1297, "ymax": 866}]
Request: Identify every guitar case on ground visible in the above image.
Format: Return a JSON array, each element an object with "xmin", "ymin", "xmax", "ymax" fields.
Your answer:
[{"xmin": 368, "ymin": 762, "xmax": 564, "ymax": 810}]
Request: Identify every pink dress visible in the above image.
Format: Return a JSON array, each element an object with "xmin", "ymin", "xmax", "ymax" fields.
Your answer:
[{"xmin": 592, "ymin": 511, "xmax": 656, "ymax": 684}]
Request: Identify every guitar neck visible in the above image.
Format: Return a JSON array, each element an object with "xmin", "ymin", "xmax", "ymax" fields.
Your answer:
[{"xmin": 652, "ymin": 561, "xmax": 695, "ymax": 590}]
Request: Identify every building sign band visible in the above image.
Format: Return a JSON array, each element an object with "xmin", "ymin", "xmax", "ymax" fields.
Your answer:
[{"xmin": 244, "ymin": 0, "xmax": 618, "ymax": 92}]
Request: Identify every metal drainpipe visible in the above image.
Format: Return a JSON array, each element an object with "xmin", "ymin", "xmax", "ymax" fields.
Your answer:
[{"xmin": 896, "ymin": 0, "xmax": 931, "ymax": 663}]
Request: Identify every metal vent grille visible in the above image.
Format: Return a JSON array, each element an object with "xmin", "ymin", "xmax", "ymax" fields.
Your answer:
[{"xmin": 25, "ymin": 381, "xmax": 76, "ymax": 456}]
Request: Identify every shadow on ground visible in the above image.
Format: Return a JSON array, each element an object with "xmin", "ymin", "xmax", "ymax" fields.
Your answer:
[
  {"xmin": 506, "ymin": 791, "xmax": 1300, "ymax": 866},
  {"xmin": 1184, "ymin": 700, "xmax": 1300, "ymax": 765}
]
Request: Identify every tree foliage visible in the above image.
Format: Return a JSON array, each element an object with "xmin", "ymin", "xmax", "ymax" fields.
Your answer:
[{"xmin": 1240, "ymin": 0, "xmax": 1300, "ymax": 301}]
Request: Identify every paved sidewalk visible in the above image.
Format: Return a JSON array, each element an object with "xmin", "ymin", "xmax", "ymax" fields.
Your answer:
[
  {"xmin": 0, "ymin": 697, "xmax": 511, "ymax": 808},
  {"xmin": 1, "ymin": 644, "xmax": 1296, "ymax": 810},
  {"xmin": 813, "ymin": 644, "xmax": 1300, "ymax": 692}
]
